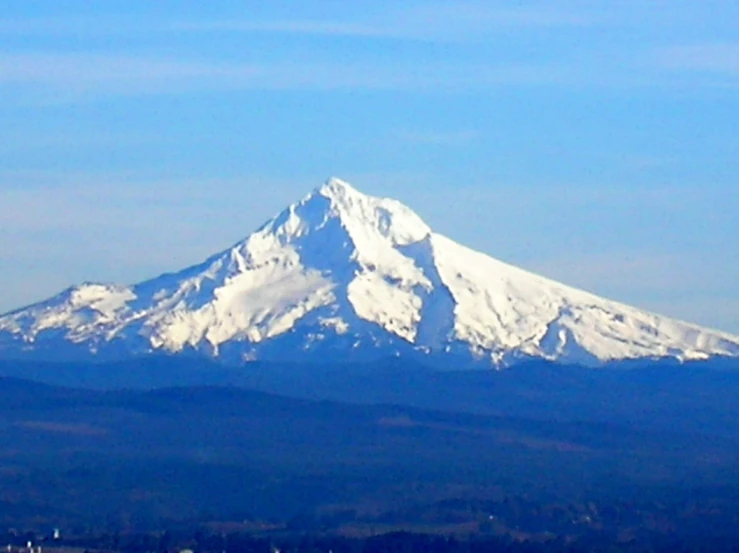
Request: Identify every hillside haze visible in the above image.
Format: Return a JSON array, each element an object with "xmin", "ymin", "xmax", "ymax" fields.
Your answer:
[{"xmin": 1, "ymin": 178, "xmax": 738, "ymax": 367}]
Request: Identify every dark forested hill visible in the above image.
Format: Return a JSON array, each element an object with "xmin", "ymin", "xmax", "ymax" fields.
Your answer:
[{"xmin": 1, "ymin": 374, "xmax": 739, "ymax": 541}]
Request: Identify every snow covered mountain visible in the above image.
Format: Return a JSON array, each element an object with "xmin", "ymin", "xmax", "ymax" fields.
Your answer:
[{"xmin": 1, "ymin": 177, "xmax": 738, "ymax": 367}]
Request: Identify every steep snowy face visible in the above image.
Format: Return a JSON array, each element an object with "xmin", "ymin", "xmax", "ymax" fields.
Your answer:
[
  {"xmin": 1, "ymin": 177, "xmax": 739, "ymax": 366},
  {"xmin": 181, "ymin": 177, "xmax": 435, "ymax": 348},
  {"xmin": 426, "ymin": 234, "xmax": 739, "ymax": 364}
]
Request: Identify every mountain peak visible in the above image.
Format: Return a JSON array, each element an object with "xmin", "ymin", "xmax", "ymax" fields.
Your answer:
[
  {"xmin": 317, "ymin": 176, "xmax": 358, "ymax": 199},
  {"xmin": 290, "ymin": 177, "xmax": 430, "ymax": 247}
]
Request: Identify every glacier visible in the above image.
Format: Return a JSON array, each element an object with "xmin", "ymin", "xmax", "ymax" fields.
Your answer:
[{"xmin": 1, "ymin": 177, "xmax": 738, "ymax": 367}]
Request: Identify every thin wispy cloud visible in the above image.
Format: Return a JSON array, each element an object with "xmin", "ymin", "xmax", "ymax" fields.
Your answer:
[
  {"xmin": 396, "ymin": 130, "xmax": 479, "ymax": 146},
  {"xmin": 402, "ymin": 3, "xmax": 596, "ymax": 32},
  {"xmin": 171, "ymin": 20, "xmax": 398, "ymax": 39},
  {"xmin": 2, "ymin": 50, "xmax": 727, "ymax": 104},
  {"xmin": 0, "ymin": 4, "xmax": 734, "ymax": 103},
  {"xmin": 0, "ymin": 17, "xmax": 140, "ymax": 35},
  {"xmin": 3, "ymin": 47, "xmax": 735, "ymax": 106},
  {"xmin": 656, "ymin": 43, "xmax": 739, "ymax": 75},
  {"xmin": 174, "ymin": 5, "xmax": 594, "ymax": 41},
  {"xmin": 0, "ymin": 53, "xmax": 254, "ymax": 94},
  {"xmin": 0, "ymin": 51, "xmax": 577, "ymax": 101},
  {"xmin": 0, "ymin": 3, "xmax": 596, "ymax": 41}
]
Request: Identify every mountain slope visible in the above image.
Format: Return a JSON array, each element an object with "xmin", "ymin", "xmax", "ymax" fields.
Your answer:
[{"xmin": 1, "ymin": 177, "xmax": 738, "ymax": 366}]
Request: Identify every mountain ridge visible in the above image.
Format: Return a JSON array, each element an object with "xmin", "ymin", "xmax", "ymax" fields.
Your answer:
[{"xmin": 1, "ymin": 177, "xmax": 738, "ymax": 367}]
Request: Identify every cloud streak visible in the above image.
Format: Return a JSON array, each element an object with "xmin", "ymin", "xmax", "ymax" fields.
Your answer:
[
  {"xmin": 1, "ymin": 5, "xmax": 735, "ymax": 103},
  {"xmin": 656, "ymin": 43, "xmax": 739, "ymax": 75},
  {"xmin": 395, "ymin": 130, "xmax": 479, "ymax": 146},
  {"xmin": 0, "ymin": 51, "xmax": 580, "ymax": 101},
  {"xmin": 0, "ymin": 53, "xmax": 257, "ymax": 96},
  {"xmin": 0, "ymin": 3, "xmax": 596, "ymax": 41},
  {"xmin": 173, "ymin": 5, "xmax": 594, "ymax": 41},
  {"xmin": 2, "ymin": 45, "xmax": 735, "ymax": 105}
]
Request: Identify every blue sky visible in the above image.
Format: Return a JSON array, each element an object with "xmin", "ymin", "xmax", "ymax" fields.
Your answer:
[{"xmin": 1, "ymin": 1, "xmax": 738, "ymax": 332}]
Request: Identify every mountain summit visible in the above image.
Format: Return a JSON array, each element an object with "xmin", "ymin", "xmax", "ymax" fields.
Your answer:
[{"xmin": 2, "ymin": 177, "xmax": 738, "ymax": 367}]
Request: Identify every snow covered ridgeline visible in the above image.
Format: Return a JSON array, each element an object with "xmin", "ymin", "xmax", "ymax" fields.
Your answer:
[{"xmin": 1, "ymin": 177, "xmax": 738, "ymax": 367}]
